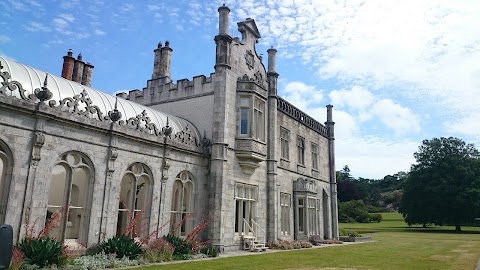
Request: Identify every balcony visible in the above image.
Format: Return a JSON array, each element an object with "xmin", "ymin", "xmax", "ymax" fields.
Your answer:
[{"xmin": 235, "ymin": 138, "xmax": 266, "ymax": 175}]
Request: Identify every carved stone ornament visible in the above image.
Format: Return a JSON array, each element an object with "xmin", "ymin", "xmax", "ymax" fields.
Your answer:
[
  {"xmin": 31, "ymin": 131, "xmax": 45, "ymax": 162},
  {"xmin": 254, "ymin": 70, "xmax": 263, "ymax": 85},
  {"xmin": 34, "ymin": 74, "xmax": 53, "ymax": 102},
  {"xmin": 245, "ymin": 50, "xmax": 254, "ymax": 70},
  {"xmin": 172, "ymin": 125, "xmax": 198, "ymax": 146},
  {"xmin": 49, "ymin": 89, "xmax": 109, "ymax": 121},
  {"xmin": 0, "ymin": 60, "xmax": 35, "ymax": 101},
  {"xmin": 119, "ymin": 110, "xmax": 162, "ymax": 136}
]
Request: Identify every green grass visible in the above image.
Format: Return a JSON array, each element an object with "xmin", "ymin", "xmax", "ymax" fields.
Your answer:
[{"xmin": 132, "ymin": 213, "xmax": 480, "ymax": 270}]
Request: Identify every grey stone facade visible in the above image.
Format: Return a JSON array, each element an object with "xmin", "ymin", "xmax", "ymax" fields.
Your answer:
[{"xmin": 0, "ymin": 5, "xmax": 338, "ymax": 252}]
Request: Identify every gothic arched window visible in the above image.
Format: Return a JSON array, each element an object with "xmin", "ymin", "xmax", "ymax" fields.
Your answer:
[
  {"xmin": 170, "ymin": 171, "xmax": 194, "ymax": 236},
  {"xmin": 0, "ymin": 141, "xmax": 13, "ymax": 224},
  {"xmin": 47, "ymin": 152, "xmax": 93, "ymax": 244},
  {"xmin": 117, "ymin": 163, "xmax": 153, "ymax": 237}
]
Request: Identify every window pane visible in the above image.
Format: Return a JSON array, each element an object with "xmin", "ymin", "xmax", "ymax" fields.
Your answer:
[
  {"xmin": 0, "ymin": 156, "xmax": 4, "ymax": 223},
  {"xmin": 120, "ymin": 174, "xmax": 134, "ymax": 210},
  {"xmin": 136, "ymin": 175, "xmax": 148, "ymax": 211},
  {"xmin": 299, "ymin": 207, "xmax": 304, "ymax": 232},
  {"xmin": 0, "ymin": 156, "xmax": 3, "ymax": 190},
  {"xmin": 241, "ymin": 108, "xmax": 249, "ymax": 134},
  {"xmin": 48, "ymin": 165, "xmax": 68, "ymax": 239}
]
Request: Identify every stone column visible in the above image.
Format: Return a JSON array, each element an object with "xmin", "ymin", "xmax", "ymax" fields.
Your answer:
[
  {"xmin": 266, "ymin": 46, "xmax": 279, "ymax": 241},
  {"xmin": 325, "ymin": 104, "xmax": 339, "ymax": 239}
]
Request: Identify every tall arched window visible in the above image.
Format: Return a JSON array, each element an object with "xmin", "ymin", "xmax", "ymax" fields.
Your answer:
[
  {"xmin": 0, "ymin": 141, "xmax": 13, "ymax": 224},
  {"xmin": 170, "ymin": 171, "xmax": 194, "ymax": 236},
  {"xmin": 47, "ymin": 152, "xmax": 93, "ymax": 244},
  {"xmin": 117, "ymin": 163, "xmax": 152, "ymax": 237}
]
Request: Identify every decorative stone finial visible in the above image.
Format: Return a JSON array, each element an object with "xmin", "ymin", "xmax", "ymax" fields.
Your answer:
[
  {"xmin": 158, "ymin": 41, "xmax": 162, "ymax": 48},
  {"xmin": 34, "ymin": 73, "xmax": 53, "ymax": 102},
  {"xmin": 77, "ymin": 53, "xmax": 82, "ymax": 61},
  {"xmin": 108, "ymin": 97, "xmax": 122, "ymax": 122},
  {"xmin": 67, "ymin": 49, "xmax": 73, "ymax": 57},
  {"xmin": 163, "ymin": 117, "xmax": 172, "ymax": 136},
  {"xmin": 164, "ymin": 40, "xmax": 170, "ymax": 47}
]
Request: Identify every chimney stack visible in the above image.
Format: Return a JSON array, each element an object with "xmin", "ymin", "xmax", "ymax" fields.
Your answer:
[
  {"xmin": 81, "ymin": 62, "xmax": 94, "ymax": 87},
  {"xmin": 152, "ymin": 41, "xmax": 163, "ymax": 79},
  {"xmin": 218, "ymin": 4, "xmax": 230, "ymax": 36},
  {"xmin": 62, "ymin": 51, "xmax": 94, "ymax": 86},
  {"xmin": 159, "ymin": 41, "xmax": 172, "ymax": 79},
  {"xmin": 72, "ymin": 53, "xmax": 85, "ymax": 83},
  {"xmin": 61, "ymin": 49, "xmax": 75, "ymax": 80},
  {"xmin": 267, "ymin": 46, "xmax": 277, "ymax": 73}
]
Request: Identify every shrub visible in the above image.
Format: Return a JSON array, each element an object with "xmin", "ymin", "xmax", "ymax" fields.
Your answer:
[
  {"xmin": 84, "ymin": 243, "xmax": 103, "ymax": 256},
  {"xmin": 144, "ymin": 238, "xmax": 174, "ymax": 263},
  {"xmin": 299, "ymin": 241, "xmax": 312, "ymax": 248},
  {"xmin": 267, "ymin": 240, "xmax": 312, "ymax": 250},
  {"xmin": 100, "ymin": 235, "xmax": 143, "ymax": 259},
  {"xmin": 163, "ymin": 233, "xmax": 192, "ymax": 256},
  {"xmin": 200, "ymin": 245, "xmax": 218, "ymax": 257},
  {"xmin": 338, "ymin": 200, "xmax": 371, "ymax": 223},
  {"xmin": 348, "ymin": 231, "xmax": 362, "ymax": 237},
  {"xmin": 339, "ymin": 228, "xmax": 348, "ymax": 236},
  {"xmin": 369, "ymin": 213, "xmax": 383, "ymax": 223},
  {"xmin": 18, "ymin": 236, "xmax": 63, "ymax": 267},
  {"xmin": 9, "ymin": 246, "xmax": 24, "ymax": 270},
  {"xmin": 64, "ymin": 253, "xmax": 143, "ymax": 269}
]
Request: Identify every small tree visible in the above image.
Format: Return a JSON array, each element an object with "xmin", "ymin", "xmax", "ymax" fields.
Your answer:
[{"xmin": 399, "ymin": 137, "xmax": 480, "ymax": 231}]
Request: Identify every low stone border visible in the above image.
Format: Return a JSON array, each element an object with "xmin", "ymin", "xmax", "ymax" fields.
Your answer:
[{"xmin": 339, "ymin": 236, "xmax": 372, "ymax": 242}]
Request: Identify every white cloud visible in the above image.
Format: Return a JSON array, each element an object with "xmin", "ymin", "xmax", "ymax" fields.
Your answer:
[
  {"xmin": 337, "ymin": 136, "xmax": 418, "ymax": 179},
  {"xmin": 147, "ymin": 4, "xmax": 161, "ymax": 11},
  {"xmin": 95, "ymin": 29, "xmax": 106, "ymax": 36},
  {"xmin": 329, "ymin": 86, "xmax": 420, "ymax": 135},
  {"xmin": 24, "ymin": 22, "xmax": 50, "ymax": 32},
  {"xmin": 329, "ymin": 86, "xmax": 374, "ymax": 110},
  {"xmin": 0, "ymin": 35, "xmax": 11, "ymax": 44},
  {"xmin": 120, "ymin": 3, "xmax": 134, "ymax": 12},
  {"xmin": 371, "ymin": 99, "xmax": 420, "ymax": 135},
  {"xmin": 281, "ymin": 81, "xmax": 323, "ymax": 111},
  {"xmin": 225, "ymin": 0, "xmax": 480, "ymax": 139},
  {"xmin": 59, "ymin": 13, "xmax": 75, "ymax": 22}
]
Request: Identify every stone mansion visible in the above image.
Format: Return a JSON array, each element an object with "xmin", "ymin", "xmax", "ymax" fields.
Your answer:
[{"xmin": 0, "ymin": 5, "xmax": 338, "ymax": 251}]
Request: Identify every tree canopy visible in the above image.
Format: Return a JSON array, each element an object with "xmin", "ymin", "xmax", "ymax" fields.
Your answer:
[{"xmin": 399, "ymin": 137, "xmax": 480, "ymax": 231}]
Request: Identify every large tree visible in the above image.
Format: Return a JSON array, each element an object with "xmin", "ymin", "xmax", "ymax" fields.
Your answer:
[{"xmin": 399, "ymin": 137, "xmax": 480, "ymax": 231}]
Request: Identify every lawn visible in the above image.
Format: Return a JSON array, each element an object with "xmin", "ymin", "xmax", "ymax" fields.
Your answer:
[{"xmin": 133, "ymin": 213, "xmax": 480, "ymax": 270}]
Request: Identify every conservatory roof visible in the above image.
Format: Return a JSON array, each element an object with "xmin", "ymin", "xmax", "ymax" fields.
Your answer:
[{"xmin": 0, "ymin": 56, "xmax": 201, "ymax": 141}]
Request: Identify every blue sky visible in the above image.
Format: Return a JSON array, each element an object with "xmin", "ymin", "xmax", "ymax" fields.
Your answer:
[{"xmin": 1, "ymin": 0, "xmax": 479, "ymax": 179}]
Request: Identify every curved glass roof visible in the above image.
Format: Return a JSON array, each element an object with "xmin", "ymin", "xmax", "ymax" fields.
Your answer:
[{"xmin": 0, "ymin": 56, "xmax": 201, "ymax": 142}]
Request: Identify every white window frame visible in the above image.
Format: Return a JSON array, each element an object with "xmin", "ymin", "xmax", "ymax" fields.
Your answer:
[
  {"xmin": 280, "ymin": 127, "xmax": 290, "ymax": 160},
  {"xmin": 280, "ymin": 193, "xmax": 291, "ymax": 235},
  {"xmin": 117, "ymin": 163, "xmax": 153, "ymax": 238},
  {"xmin": 238, "ymin": 96, "xmax": 266, "ymax": 142},
  {"xmin": 297, "ymin": 136, "xmax": 305, "ymax": 165},
  {"xmin": 170, "ymin": 171, "xmax": 194, "ymax": 236},
  {"xmin": 311, "ymin": 143, "xmax": 319, "ymax": 170},
  {"xmin": 234, "ymin": 183, "xmax": 257, "ymax": 234},
  {"xmin": 47, "ymin": 152, "xmax": 93, "ymax": 245}
]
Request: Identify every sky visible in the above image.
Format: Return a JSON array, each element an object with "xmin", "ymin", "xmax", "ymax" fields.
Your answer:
[{"xmin": 1, "ymin": 0, "xmax": 479, "ymax": 179}]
